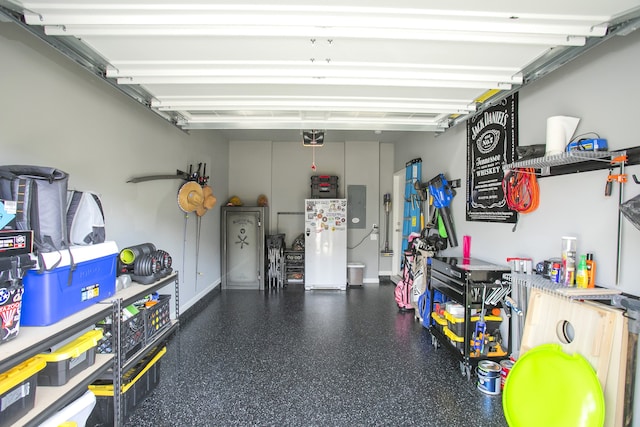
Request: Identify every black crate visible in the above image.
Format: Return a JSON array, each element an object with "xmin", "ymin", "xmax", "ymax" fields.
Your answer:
[
  {"xmin": 96, "ymin": 310, "xmax": 145, "ymax": 363},
  {"xmin": 143, "ymin": 295, "xmax": 171, "ymax": 341}
]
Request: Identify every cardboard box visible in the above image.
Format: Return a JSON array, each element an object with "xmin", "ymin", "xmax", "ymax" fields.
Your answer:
[{"xmin": 21, "ymin": 242, "xmax": 118, "ymax": 326}]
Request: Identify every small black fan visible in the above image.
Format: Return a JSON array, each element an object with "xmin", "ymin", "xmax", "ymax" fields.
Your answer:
[{"xmin": 303, "ymin": 130, "xmax": 325, "ymax": 146}]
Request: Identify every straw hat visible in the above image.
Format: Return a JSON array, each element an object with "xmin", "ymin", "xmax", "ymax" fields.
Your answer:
[
  {"xmin": 177, "ymin": 181, "xmax": 204, "ymax": 213},
  {"xmin": 194, "ymin": 185, "xmax": 217, "ymax": 217},
  {"xmin": 203, "ymin": 185, "xmax": 217, "ymax": 209}
]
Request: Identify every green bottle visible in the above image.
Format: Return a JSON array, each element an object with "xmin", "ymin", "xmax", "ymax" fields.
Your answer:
[{"xmin": 576, "ymin": 255, "xmax": 589, "ymax": 288}]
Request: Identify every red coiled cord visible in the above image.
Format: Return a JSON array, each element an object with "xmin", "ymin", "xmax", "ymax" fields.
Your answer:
[{"xmin": 502, "ymin": 168, "xmax": 540, "ymax": 213}]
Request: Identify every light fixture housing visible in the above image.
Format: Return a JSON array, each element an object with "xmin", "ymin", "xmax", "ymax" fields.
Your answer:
[{"xmin": 303, "ymin": 130, "xmax": 325, "ymax": 146}]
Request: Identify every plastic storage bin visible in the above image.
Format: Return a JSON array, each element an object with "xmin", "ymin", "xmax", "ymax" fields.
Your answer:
[
  {"xmin": 430, "ymin": 311, "xmax": 447, "ymax": 333},
  {"xmin": 21, "ymin": 241, "xmax": 118, "ymax": 326},
  {"xmin": 37, "ymin": 389, "xmax": 96, "ymax": 427},
  {"xmin": 347, "ymin": 263, "xmax": 364, "ymax": 286},
  {"xmin": 443, "ymin": 326, "xmax": 465, "ymax": 352},
  {"xmin": 0, "ymin": 357, "xmax": 46, "ymax": 427},
  {"xmin": 310, "ymin": 175, "xmax": 339, "ymax": 198},
  {"xmin": 444, "ymin": 311, "xmax": 502, "ymax": 337},
  {"xmin": 37, "ymin": 329, "xmax": 103, "ymax": 386},
  {"xmin": 88, "ymin": 346, "xmax": 166, "ymax": 425}
]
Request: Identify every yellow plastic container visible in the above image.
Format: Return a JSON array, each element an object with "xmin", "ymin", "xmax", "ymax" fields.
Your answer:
[
  {"xmin": 0, "ymin": 357, "xmax": 47, "ymax": 426},
  {"xmin": 430, "ymin": 311, "xmax": 447, "ymax": 333},
  {"xmin": 444, "ymin": 312, "xmax": 502, "ymax": 336},
  {"xmin": 443, "ymin": 326, "xmax": 465, "ymax": 352},
  {"xmin": 38, "ymin": 329, "xmax": 103, "ymax": 386}
]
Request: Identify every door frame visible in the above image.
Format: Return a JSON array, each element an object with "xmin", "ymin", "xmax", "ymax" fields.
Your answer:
[{"xmin": 391, "ymin": 169, "xmax": 404, "ymax": 279}]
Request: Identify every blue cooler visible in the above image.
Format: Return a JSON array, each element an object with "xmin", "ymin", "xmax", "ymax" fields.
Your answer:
[{"xmin": 21, "ymin": 241, "xmax": 118, "ymax": 326}]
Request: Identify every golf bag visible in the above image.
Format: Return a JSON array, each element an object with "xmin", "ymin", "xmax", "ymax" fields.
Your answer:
[{"xmin": 395, "ymin": 249, "xmax": 416, "ymax": 311}]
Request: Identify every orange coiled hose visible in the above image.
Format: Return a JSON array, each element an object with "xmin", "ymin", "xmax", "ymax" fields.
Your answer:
[{"xmin": 502, "ymin": 168, "xmax": 540, "ymax": 213}]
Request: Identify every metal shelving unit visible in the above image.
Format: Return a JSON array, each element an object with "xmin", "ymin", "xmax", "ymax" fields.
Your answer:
[
  {"xmin": 0, "ymin": 299, "xmax": 115, "ymax": 427},
  {"xmin": 111, "ymin": 271, "xmax": 180, "ymax": 426},
  {"xmin": 504, "ymin": 149, "xmax": 628, "ymax": 284},
  {"xmin": 284, "ymin": 250, "xmax": 304, "ymax": 285},
  {"xmin": 507, "ymin": 273, "xmax": 622, "ymax": 301},
  {"xmin": 0, "ymin": 271, "xmax": 180, "ymax": 427}
]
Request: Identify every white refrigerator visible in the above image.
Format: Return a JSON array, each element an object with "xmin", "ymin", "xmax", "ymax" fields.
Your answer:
[{"xmin": 304, "ymin": 199, "xmax": 347, "ymax": 290}]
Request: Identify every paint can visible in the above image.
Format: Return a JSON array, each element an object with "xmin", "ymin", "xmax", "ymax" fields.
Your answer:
[
  {"xmin": 477, "ymin": 360, "xmax": 501, "ymax": 395},
  {"xmin": 500, "ymin": 359, "xmax": 515, "ymax": 390}
]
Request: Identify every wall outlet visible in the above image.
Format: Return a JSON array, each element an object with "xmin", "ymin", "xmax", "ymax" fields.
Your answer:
[{"xmin": 371, "ymin": 233, "xmax": 378, "ymax": 241}]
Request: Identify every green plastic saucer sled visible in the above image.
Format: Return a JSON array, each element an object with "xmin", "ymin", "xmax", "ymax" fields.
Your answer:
[{"xmin": 503, "ymin": 343, "xmax": 605, "ymax": 427}]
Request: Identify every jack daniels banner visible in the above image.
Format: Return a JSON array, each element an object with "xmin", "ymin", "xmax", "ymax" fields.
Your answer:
[{"xmin": 466, "ymin": 93, "xmax": 518, "ymax": 223}]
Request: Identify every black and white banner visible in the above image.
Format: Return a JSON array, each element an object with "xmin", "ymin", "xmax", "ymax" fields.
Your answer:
[{"xmin": 466, "ymin": 93, "xmax": 518, "ymax": 223}]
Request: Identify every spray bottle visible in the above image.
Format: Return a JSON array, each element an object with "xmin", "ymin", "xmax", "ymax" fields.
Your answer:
[
  {"xmin": 586, "ymin": 253, "xmax": 596, "ymax": 288},
  {"xmin": 576, "ymin": 255, "xmax": 588, "ymax": 288}
]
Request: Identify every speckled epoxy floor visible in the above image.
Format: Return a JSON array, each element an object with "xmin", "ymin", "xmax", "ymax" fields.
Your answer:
[{"xmin": 123, "ymin": 282, "xmax": 508, "ymax": 427}]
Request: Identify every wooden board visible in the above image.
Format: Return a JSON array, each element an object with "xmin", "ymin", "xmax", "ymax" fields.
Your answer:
[
  {"xmin": 583, "ymin": 300, "xmax": 628, "ymax": 427},
  {"xmin": 520, "ymin": 288, "xmax": 616, "ymax": 387}
]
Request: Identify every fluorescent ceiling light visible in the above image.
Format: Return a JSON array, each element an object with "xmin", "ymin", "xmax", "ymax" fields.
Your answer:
[
  {"xmin": 25, "ymin": 7, "xmax": 608, "ymax": 37},
  {"xmin": 106, "ymin": 64, "xmax": 523, "ymax": 85},
  {"xmin": 151, "ymin": 101, "xmax": 476, "ymax": 115},
  {"xmin": 43, "ymin": 24, "xmax": 588, "ymax": 46},
  {"xmin": 116, "ymin": 75, "xmax": 513, "ymax": 90},
  {"xmin": 177, "ymin": 115, "xmax": 450, "ymax": 131}
]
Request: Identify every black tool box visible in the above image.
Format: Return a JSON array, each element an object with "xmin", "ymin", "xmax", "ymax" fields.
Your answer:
[{"xmin": 310, "ymin": 175, "xmax": 339, "ymax": 198}]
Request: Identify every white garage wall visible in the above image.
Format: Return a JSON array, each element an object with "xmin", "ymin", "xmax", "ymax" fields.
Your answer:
[
  {"xmin": 0, "ymin": 22, "xmax": 230, "ymax": 312},
  {"xmin": 395, "ymin": 30, "xmax": 640, "ymax": 296},
  {"xmin": 394, "ymin": 28, "xmax": 640, "ymax": 419},
  {"xmin": 229, "ymin": 140, "xmax": 391, "ymax": 282}
]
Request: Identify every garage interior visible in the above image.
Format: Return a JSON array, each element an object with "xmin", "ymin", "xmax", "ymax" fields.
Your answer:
[{"xmin": 2, "ymin": 1, "xmax": 640, "ymax": 426}]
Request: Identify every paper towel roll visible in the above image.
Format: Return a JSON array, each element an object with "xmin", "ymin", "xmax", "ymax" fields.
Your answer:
[{"xmin": 545, "ymin": 116, "xmax": 580, "ymax": 156}]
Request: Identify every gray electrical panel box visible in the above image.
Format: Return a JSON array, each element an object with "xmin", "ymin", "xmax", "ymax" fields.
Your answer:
[{"xmin": 347, "ymin": 185, "xmax": 366, "ymax": 229}]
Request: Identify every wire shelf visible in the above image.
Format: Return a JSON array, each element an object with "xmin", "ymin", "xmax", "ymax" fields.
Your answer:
[
  {"xmin": 506, "ymin": 273, "xmax": 621, "ymax": 301},
  {"xmin": 503, "ymin": 151, "xmax": 625, "ymax": 175}
]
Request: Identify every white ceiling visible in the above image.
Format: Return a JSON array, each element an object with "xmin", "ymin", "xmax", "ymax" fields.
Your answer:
[{"xmin": 2, "ymin": 1, "xmax": 640, "ymax": 136}]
